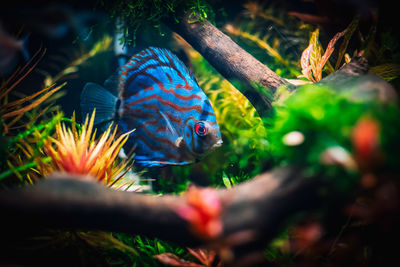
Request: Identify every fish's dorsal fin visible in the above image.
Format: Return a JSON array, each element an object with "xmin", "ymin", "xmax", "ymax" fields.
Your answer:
[{"xmin": 147, "ymin": 47, "xmax": 196, "ymax": 82}]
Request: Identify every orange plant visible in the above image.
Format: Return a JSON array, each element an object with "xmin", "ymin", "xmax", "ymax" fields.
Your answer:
[{"xmin": 43, "ymin": 110, "xmax": 134, "ymax": 188}]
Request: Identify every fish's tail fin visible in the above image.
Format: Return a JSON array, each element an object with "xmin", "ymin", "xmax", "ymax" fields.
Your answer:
[{"xmin": 80, "ymin": 82, "xmax": 119, "ymax": 125}]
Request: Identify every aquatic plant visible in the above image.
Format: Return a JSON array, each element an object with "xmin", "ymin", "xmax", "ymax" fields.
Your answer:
[
  {"xmin": 299, "ymin": 16, "xmax": 358, "ymax": 83},
  {"xmin": 0, "ymin": 49, "xmax": 63, "ymax": 130},
  {"xmin": 0, "ymin": 49, "xmax": 65, "ymax": 184},
  {"xmin": 42, "ymin": 110, "xmax": 134, "ymax": 188},
  {"xmin": 300, "ymin": 28, "xmax": 347, "ymax": 82},
  {"xmin": 2, "ymin": 113, "xmax": 64, "ymax": 184},
  {"xmin": 363, "ymin": 28, "xmax": 400, "ymax": 84},
  {"xmin": 299, "ymin": 16, "xmax": 400, "ymax": 83},
  {"xmin": 101, "ymin": 0, "xmax": 213, "ymax": 45},
  {"xmin": 225, "ymin": 24, "xmax": 289, "ymax": 66},
  {"xmin": 156, "ymin": 247, "xmax": 220, "ymax": 267},
  {"xmin": 370, "ymin": 63, "xmax": 400, "ymax": 82},
  {"xmin": 224, "ymin": 24, "xmax": 301, "ymax": 78},
  {"xmin": 95, "ymin": 234, "xmax": 187, "ymax": 266},
  {"xmin": 226, "ymin": 1, "xmax": 309, "ymax": 79},
  {"xmin": 243, "ymin": 1, "xmax": 285, "ymax": 26}
]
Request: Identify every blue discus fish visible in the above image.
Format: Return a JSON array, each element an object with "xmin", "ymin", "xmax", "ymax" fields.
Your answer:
[{"xmin": 81, "ymin": 47, "xmax": 222, "ymax": 167}]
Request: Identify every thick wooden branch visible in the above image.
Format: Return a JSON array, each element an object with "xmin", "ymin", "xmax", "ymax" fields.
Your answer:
[
  {"xmin": 0, "ymin": 174, "xmax": 194, "ymax": 245},
  {"xmin": 164, "ymin": 13, "xmax": 291, "ymax": 117},
  {"xmin": 320, "ymin": 56, "xmax": 397, "ymax": 102},
  {"xmin": 0, "ymin": 168, "xmax": 323, "ymax": 261}
]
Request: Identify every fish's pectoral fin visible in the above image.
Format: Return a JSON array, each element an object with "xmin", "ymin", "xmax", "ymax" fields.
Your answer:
[
  {"xmin": 175, "ymin": 136, "xmax": 184, "ymax": 148},
  {"xmin": 159, "ymin": 111, "xmax": 179, "ymax": 138}
]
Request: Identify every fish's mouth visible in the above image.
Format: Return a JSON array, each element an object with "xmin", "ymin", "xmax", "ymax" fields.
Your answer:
[
  {"xmin": 190, "ymin": 139, "xmax": 223, "ymax": 159},
  {"xmin": 212, "ymin": 139, "xmax": 223, "ymax": 149}
]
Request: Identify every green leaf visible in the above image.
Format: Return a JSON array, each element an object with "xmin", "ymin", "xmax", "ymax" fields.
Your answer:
[
  {"xmin": 335, "ymin": 15, "xmax": 359, "ymax": 70},
  {"xmin": 156, "ymin": 241, "xmax": 166, "ymax": 254},
  {"xmin": 222, "ymin": 172, "xmax": 232, "ymax": 188},
  {"xmin": 370, "ymin": 63, "xmax": 400, "ymax": 81}
]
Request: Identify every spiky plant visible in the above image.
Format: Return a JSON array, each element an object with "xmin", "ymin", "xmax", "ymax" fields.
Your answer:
[{"xmin": 43, "ymin": 111, "xmax": 134, "ymax": 188}]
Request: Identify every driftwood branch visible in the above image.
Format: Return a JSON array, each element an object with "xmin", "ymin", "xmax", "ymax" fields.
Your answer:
[
  {"xmin": 320, "ymin": 56, "xmax": 397, "ymax": 102},
  {"xmin": 0, "ymin": 168, "xmax": 323, "ymax": 264},
  {"xmin": 164, "ymin": 13, "xmax": 291, "ymax": 117}
]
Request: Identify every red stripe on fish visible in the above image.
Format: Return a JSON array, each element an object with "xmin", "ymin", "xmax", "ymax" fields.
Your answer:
[{"xmin": 126, "ymin": 94, "xmax": 213, "ymax": 115}]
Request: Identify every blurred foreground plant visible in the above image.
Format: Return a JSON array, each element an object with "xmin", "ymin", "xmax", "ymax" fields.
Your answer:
[
  {"xmin": 156, "ymin": 247, "xmax": 220, "ymax": 267},
  {"xmin": 268, "ymin": 83, "xmax": 400, "ymax": 192}
]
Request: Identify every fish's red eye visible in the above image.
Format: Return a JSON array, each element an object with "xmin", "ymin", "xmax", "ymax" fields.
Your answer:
[{"xmin": 195, "ymin": 122, "xmax": 207, "ymax": 137}]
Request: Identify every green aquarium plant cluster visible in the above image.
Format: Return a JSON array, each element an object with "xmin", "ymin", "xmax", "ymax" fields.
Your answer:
[{"xmin": 269, "ymin": 84, "xmax": 400, "ymax": 191}]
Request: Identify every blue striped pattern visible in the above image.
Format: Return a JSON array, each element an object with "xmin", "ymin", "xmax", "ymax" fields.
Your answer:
[{"xmin": 116, "ymin": 47, "xmax": 222, "ymax": 167}]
